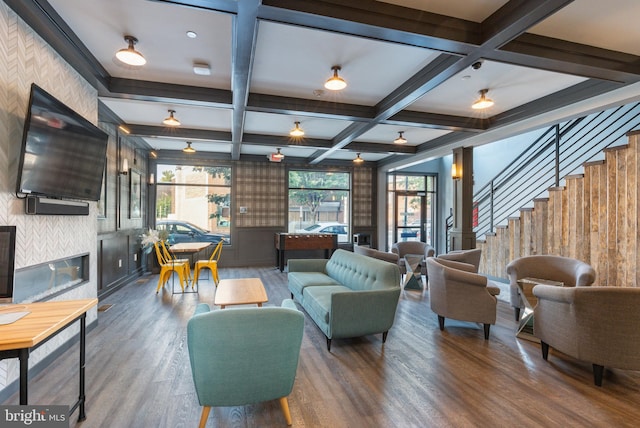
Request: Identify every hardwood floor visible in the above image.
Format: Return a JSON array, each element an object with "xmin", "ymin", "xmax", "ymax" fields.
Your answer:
[{"xmin": 7, "ymin": 267, "xmax": 640, "ymax": 427}]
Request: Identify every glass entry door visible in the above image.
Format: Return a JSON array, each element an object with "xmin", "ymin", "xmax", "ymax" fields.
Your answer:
[
  {"xmin": 395, "ymin": 193, "xmax": 429, "ymax": 244},
  {"xmin": 387, "ymin": 174, "xmax": 437, "ymax": 250}
]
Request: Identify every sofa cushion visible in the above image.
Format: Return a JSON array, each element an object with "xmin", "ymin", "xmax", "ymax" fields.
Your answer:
[
  {"xmin": 303, "ymin": 285, "xmax": 352, "ymax": 323},
  {"xmin": 325, "ymin": 249, "xmax": 400, "ymax": 291},
  {"xmin": 288, "ymin": 272, "xmax": 341, "ymax": 297}
]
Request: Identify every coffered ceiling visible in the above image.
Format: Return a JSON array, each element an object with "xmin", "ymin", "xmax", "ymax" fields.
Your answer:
[{"xmin": 12, "ymin": 0, "xmax": 640, "ymax": 167}]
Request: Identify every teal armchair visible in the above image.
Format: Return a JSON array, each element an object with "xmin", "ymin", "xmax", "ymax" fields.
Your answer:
[{"xmin": 187, "ymin": 300, "xmax": 304, "ymax": 427}]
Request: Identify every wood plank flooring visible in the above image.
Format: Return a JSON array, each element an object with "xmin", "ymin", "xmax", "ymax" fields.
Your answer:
[{"xmin": 6, "ymin": 267, "xmax": 640, "ymax": 427}]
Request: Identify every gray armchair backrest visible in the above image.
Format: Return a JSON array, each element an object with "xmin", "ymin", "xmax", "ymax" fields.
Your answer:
[
  {"xmin": 391, "ymin": 241, "xmax": 435, "ymax": 259},
  {"xmin": 437, "ymin": 248, "xmax": 481, "ymax": 272},
  {"xmin": 187, "ymin": 301, "xmax": 304, "ymax": 407},
  {"xmin": 533, "ymin": 286, "xmax": 640, "ymax": 371},
  {"xmin": 353, "ymin": 245, "xmax": 399, "ymax": 264},
  {"xmin": 506, "ymin": 255, "xmax": 596, "ymax": 308}
]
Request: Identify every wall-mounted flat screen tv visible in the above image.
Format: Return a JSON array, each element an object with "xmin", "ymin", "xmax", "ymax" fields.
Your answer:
[{"xmin": 16, "ymin": 84, "xmax": 108, "ymax": 201}]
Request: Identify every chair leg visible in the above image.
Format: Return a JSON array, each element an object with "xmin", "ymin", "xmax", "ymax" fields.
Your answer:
[
  {"xmin": 514, "ymin": 307, "xmax": 521, "ymax": 322},
  {"xmin": 382, "ymin": 331, "xmax": 388, "ymax": 343},
  {"xmin": 193, "ymin": 265, "xmax": 201, "ymax": 285},
  {"xmin": 279, "ymin": 397, "xmax": 292, "ymax": 425},
  {"xmin": 198, "ymin": 406, "xmax": 211, "ymax": 428},
  {"xmin": 483, "ymin": 324, "xmax": 490, "ymax": 340},
  {"xmin": 438, "ymin": 315, "xmax": 445, "ymax": 331},
  {"xmin": 593, "ymin": 364, "xmax": 604, "ymax": 386},
  {"xmin": 541, "ymin": 341, "xmax": 549, "ymax": 360},
  {"xmin": 326, "ymin": 337, "xmax": 332, "ymax": 351}
]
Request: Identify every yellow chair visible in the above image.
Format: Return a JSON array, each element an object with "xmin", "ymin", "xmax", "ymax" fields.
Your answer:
[
  {"xmin": 154, "ymin": 242, "xmax": 189, "ymax": 293},
  {"xmin": 193, "ymin": 240, "xmax": 224, "ymax": 285},
  {"xmin": 160, "ymin": 241, "xmax": 193, "ymax": 283}
]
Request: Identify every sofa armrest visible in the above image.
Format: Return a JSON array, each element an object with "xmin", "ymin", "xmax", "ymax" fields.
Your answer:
[
  {"xmin": 288, "ymin": 258, "xmax": 329, "ymax": 273},
  {"xmin": 329, "ymin": 288, "xmax": 401, "ymax": 337}
]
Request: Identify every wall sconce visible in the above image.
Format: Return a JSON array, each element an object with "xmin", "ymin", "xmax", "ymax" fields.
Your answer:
[
  {"xmin": 451, "ymin": 161, "xmax": 461, "ymax": 180},
  {"xmin": 451, "ymin": 152, "xmax": 462, "ymax": 180},
  {"xmin": 120, "ymin": 158, "xmax": 129, "ymax": 175},
  {"xmin": 149, "ymin": 173, "xmax": 155, "ymax": 185}
]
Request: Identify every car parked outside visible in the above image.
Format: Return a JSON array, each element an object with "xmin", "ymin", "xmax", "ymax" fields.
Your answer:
[
  {"xmin": 156, "ymin": 220, "xmax": 228, "ymax": 245},
  {"xmin": 296, "ymin": 222, "xmax": 349, "ymax": 243}
]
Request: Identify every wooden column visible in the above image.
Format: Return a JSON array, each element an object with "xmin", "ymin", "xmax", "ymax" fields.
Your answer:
[{"xmin": 450, "ymin": 147, "xmax": 476, "ymax": 250}]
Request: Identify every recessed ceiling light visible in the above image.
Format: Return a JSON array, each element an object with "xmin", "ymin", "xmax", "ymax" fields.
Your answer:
[{"xmin": 186, "ymin": 31, "xmax": 197, "ymax": 39}]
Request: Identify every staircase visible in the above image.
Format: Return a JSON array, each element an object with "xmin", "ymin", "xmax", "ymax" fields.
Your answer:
[{"xmin": 479, "ymin": 131, "xmax": 640, "ymax": 287}]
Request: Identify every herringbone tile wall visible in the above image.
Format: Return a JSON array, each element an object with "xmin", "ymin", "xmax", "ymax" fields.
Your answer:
[{"xmin": 0, "ymin": 2, "xmax": 99, "ymax": 390}]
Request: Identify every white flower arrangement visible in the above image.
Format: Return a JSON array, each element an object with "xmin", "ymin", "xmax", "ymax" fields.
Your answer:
[{"xmin": 140, "ymin": 228, "xmax": 169, "ymax": 253}]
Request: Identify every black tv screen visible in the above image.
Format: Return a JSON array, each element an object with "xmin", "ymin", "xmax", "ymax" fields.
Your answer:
[
  {"xmin": 16, "ymin": 84, "xmax": 108, "ymax": 201},
  {"xmin": 0, "ymin": 226, "xmax": 16, "ymax": 304}
]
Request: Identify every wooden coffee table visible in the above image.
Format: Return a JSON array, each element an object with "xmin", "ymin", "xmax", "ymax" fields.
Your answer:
[{"xmin": 214, "ymin": 278, "xmax": 268, "ymax": 309}]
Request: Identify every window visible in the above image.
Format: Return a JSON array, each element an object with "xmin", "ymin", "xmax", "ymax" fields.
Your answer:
[
  {"xmin": 288, "ymin": 170, "xmax": 351, "ymax": 242},
  {"xmin": 155, "ymin": 165, "xmax": 231, "ymax": 244}
]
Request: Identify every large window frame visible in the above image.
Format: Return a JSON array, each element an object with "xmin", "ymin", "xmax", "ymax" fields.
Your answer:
[
  {"xmin": 154, "ymin": 164, "xmax": 232, "ymax": 244},
  {"xmin": 288, "ymin": 169, "xmax": 352, "ymax": 243}
]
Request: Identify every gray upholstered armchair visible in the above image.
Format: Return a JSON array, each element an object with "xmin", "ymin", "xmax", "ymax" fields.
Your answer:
[
  {"xmin": 353, "ymin": 245, "xmax": 399, "ymax": 265},
  {"xmin": 533, "ymin": 285, "xmax": 640, "ymax": 386},
  {"xmin": 391, "ymin": 241, "xmax": 435, "ymax": 275},
  {"xmin": 506, "ymin": 255, "xmax": 596, "ymax": 321},
  {"xmin": 187, "ymin": 300, "xmax": 304, "ymax": 427},
  {"xmin": 436, "ymin": 248, "xmax": 481, "ymax": 272},
  {"xmin": 426, "ymin": 257, "xmax": 501, "ymax": 339}
]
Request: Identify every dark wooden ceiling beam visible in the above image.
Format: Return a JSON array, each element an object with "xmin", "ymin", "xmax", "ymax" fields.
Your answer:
[
  {"xmin": 106, "ymin": 78, "xmax": 232, "ymax": 107},
  {"xmin": 385, "ymin": 112, "xmax": 489, "ymax": 132},
  {"xmin": 247, "ymin": 94, "xmax": 375, "ymax": 121},
  {"xmin": 126, "ymin": 125, "xmax": 231, "ymax": 141},
  {"xmin": 229, "ymin": 0, "xmax": 260, "ymax": 160}
]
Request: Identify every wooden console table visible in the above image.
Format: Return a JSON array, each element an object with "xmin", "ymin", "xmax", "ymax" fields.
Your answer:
[
  {"xmin": 274, "ymin": 233, "xmax": 338, "ymax": 272},
  {"xmin": 0, "ymin": 298, "xmax": 98, "ymax": 421}
]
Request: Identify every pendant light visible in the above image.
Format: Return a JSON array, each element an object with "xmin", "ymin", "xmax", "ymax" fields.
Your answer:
[
  {"xmin": 324, "ymin": 66, "xmax": 347, "ymax": 91},
  {"xmin": 274, "ymin": 148, "xmax": 285, "ymax": 159},
  {"xmin": 353, "ymin": 153, "xmax": 364, "ymax": 164},
  {"xmin": 394, "ymin": 131, "xmax": 407, "ymax": 144},
  {"xmin": 472, "ymin": 89, "xmax": 494, "ymax": 110},
  {"xmin": 115, "ymin": 36, "xmax": 146, "ymax": 66},
  {"xmin": 163, "ymin": 109, "xmax": 181, "ymax": 126},
  {"xmin": 289, "ymin": 122, "xmax": 304, "ymax": 137},
  {"xmin": 183, "ymin": 142, "xmax": 196, "ymax": 153}
]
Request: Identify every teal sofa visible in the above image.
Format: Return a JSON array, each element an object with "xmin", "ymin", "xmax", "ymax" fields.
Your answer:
[{"xmin": 288, "ymin": 249, "xmax": 401, "ymax": 351}]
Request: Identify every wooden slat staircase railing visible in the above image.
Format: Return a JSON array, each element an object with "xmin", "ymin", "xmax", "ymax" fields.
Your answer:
[{"xmin": 479, "ymin": 131, "xmax": 640, "ymax": 287}]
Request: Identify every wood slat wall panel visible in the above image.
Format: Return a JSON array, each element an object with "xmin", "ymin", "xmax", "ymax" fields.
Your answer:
[
  {"xmin": 533, "ymin": 198, "xmax": 548, "ymax": 255},
  {"xmin": 565, "ymin": 175, "xmax": 584, "ymax": 260},
  {"xmin": 480, "ymin": 135, "xmax": 640, "ymax": 287},
  {"xmin": 579, "ymin": 169, "xmax": 591, "ymax": 265},
  {"xmin": 520, "ymin": 208, "xmax": 534, "ymax": 257},
  {"xmin": 496, "ymin": 226, "xmax": 509, "ymax": 277}
]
